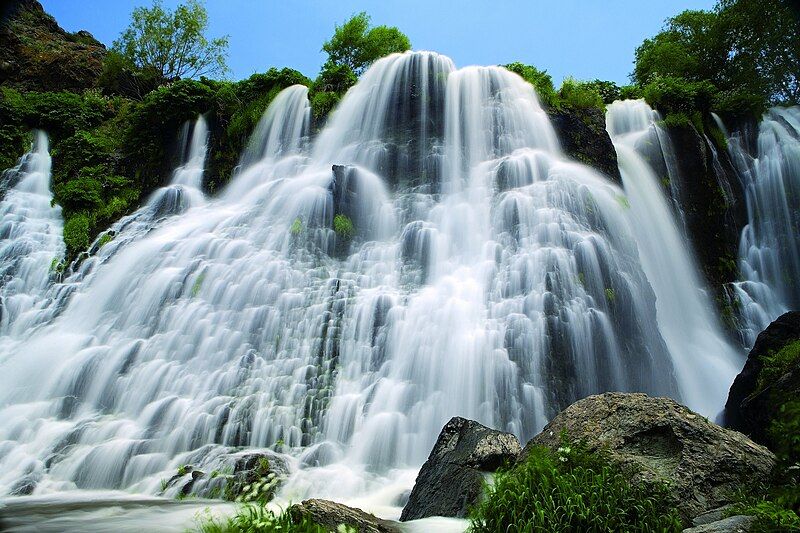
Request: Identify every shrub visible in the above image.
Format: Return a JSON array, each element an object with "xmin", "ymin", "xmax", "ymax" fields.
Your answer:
[
  {"xmin": 504, "ymin": 62, "xmax": 559, "ymax": 108},
  {"xmin": 641, "ymin": 76, "xmax": 717, "ymax": 117},
  {"xmin": 469, "ymin": 439, "xmax": 681, "ymax": 532},
  {"xmin": 63, "ymin": 213, "xmax": 91, "ymax": 256},
  {"xmin": 558, "ymin": 77, "xmax": 605, "ymax": 111}
]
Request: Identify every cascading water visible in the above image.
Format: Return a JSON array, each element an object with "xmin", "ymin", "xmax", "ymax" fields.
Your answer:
[
  {"xmin": 0, "ymin": 53, "xmax": 743, "ymax": 517},
  {"xmin": 0, "ymin": 132, "xmax": 64, "ymax": 336},
  {"xmin": 606, "ymin": 100, "xmax": 741, "ymax": 416},
  {"xmin": 723, "ymin": 106, "xmax": 800, "ymax": 346}
]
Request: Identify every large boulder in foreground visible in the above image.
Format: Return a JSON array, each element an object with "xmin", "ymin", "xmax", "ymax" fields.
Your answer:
[
  {"xmin": 289, "ymin": 499, "xmax": 400, "ymax": 533},
  {"xmin": 724, "ymin": 311, "xmax": 800, "ymax": 446},
  {"xmin": 524, "ymin": 392, "xmax": 775, "ymax": 523},
  {"xmin": 400, "ymin": 416, "xmax": 521, "ymax": 521}
]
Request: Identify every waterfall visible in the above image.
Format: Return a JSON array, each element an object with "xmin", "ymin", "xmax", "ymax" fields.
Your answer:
[
  {"xmin": 0, "ymin": 53, "xmax": 742, "ymax": 508},
  {"xmin": 723, "ymin": 107, "xmax": 800, "ymax": 346},
  {"xmin": 606, "ymin": 100, "xmax": 741, "ymax": 416},
  {"xmin": 0, "ymin": 132, "xmax": 64, "ymax": 336}
]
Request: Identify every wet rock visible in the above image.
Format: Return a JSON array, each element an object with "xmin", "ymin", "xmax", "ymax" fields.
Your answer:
[
  {"xmin": 289, "ymin": 499, "xmax": 401, "ymax": 533},
  {"xmin": 692, "ymin": 505, "xmax": 735, "ymax": 526},
  {"xmin": 524, "ymin": 392, "xmax": 775, "ymax": 524},
  {"xmin": 548, "ymin": 106, "xmax": 622, "ymax": 183},
  {"xmin": 400, "ymin": 416, "xmax": 521, "ymax": 521},
  {"xmin": 223, "ymin": 450, "xmax": 287, "ymax": 501},
  {"xmin": 724, "ymin": 311, "xmax": 800, "ymax": 445},
  {"xmin": 682, "ymin": 515, "xmax": 754, "ymax": 533}
]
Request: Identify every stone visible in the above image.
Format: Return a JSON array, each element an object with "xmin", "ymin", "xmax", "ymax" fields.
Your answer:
[
  {"xmin": 289, "ymin": 499, "xmax": 400, "ymax": 533},
  {"xmin": 548, "ymin": 106, "xmax": 622, "ymax": 183},
  {"xmin": 682, "ymin": 515, "xmax": 754, "ymax": 533},
  {"xmin": 400, "ymin": 416, "xmax": 521, "ymax": 521},
  {"xmin": 724, "ymin": 311, "xmax": 800, "ymax": 445},
  {"xmin": 524, "ymin": 392, "xmax": 775, "ymax": 524}
]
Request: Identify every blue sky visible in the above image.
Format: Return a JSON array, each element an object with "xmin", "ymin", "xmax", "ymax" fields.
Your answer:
[{"xmin": 40, "ymin": 1, "xmax": 717, "ymax": 85}]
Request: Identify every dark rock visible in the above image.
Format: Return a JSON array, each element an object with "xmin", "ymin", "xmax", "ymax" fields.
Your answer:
[
  {"xmin": 664, "ymin": 122, "xmax": 747, "ymax": 312},
  {"xmin": 724, "ymin": 311, "xmax": 800, "ymax": 445},
  {"xmin": 0, "ymin": 0, "xmax": 106, "ymax": 92},
  {"xmin": 289, "ymin": 499, "xmax": 400, "ymax": 533},
  {"xmin": 223, "ymin": 450, "xmax": 287, "ymax": 501},
  {"xmin": 548, "ymin": 106, "xmax": 622, "ymax": 183},
  {"xmin": 524, "ymin": 392, "xmax": 775, "ymax": 524},
  {"xmin": 682, "ymin": 515, "xmax": 754, "ymax": 533},
  {"xmin": 400, "ymin": 416, "xmax": 521, "ymax": 521}
]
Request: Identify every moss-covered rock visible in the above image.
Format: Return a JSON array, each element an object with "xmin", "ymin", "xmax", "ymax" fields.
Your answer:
[
  {"xmin": 725, "ymin": 312, "xmax": 800, "ymax": 463},
  {"xmin": 0, "ymin": 0, "xmax": 106, "ymax": 92}
]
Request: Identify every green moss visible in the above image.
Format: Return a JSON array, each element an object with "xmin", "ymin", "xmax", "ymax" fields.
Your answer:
[
  {"xmin": 757, "ymin": 340, "xmax": 800, "ymax": 394},
  {"xmin": 470, "ymin": 438, "xmax": 681, "ymax": 532},
  {"xmin": 191, "ymin": 272, "xmax": 206, "ymax": 297},
  {"xmin": 333, "ymin": 214, "xmax": 354, "ymax": 238},
  {"xmin": 615, "ymin": 194, "xmax": 631, "ymax": 210},
  {"xmin": 97, "ymin": 233, "xmax": 114, "ymax": 248},
  {"xmin": 290, "ymin": 218, "xmax": 303, "ymax": 236}
]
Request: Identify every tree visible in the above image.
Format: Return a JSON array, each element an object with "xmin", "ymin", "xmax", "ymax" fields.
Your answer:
[
  {"xmin": 321, "ymin": 12, "xmax": 410, "ymax": 76},
  {"xmin": 113, "ymin": 0, "xmax": 229, "ymax": 84}
]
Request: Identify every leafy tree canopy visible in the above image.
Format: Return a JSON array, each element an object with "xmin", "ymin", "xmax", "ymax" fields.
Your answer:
[
  {"xmin": 113, "ymin": 0, "xmax": 229, "ymax": 84},
  {"xmin": 321, "ymin": 12, "xmax": 411, "ymax": 77}
]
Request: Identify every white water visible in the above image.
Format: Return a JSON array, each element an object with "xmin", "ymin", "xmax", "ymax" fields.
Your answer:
[
  {"xmin": 0, "ymin": 132, "xmax": 64, "ymax": 336},
  {"xmin": 0, "ymin": 53, "xmax": 748, "ymax": 520},
  {"xmin": 723, "ymin": 107, "xmax": 800, "ymax": 346},
  {"xmin": 606, "ymin": 100, "xmax": 741, "ymax": 416}
]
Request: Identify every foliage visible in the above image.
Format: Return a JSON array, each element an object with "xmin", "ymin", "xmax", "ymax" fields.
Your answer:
[
  {"xmin": 584, "ymin": 80, "xmax": 621, "ymax": 104},
  {"xmin": 756, "ymin": 340, "xmax": 800, "ymax": 394},
  {"xmin": 558, "ymin": 78, "xmax": 605, "ymax": 110},
  {"xmin": 195, "ymin": 505, "xmax": 330, "ymax": 533},
  {"xmin": 632, "ymin": 0, "xmax": 800, "ymax": 121},
  {"xmin": 469, "ymin": 439, "xmax": 682, "ymax": 532},
  {"xmin": 113, "ymin": 0, "xmax": 229, "ymax": 88},
  {"xmin": 63, "ymin": 213, "xmax": 91, "ymax": 256},
  {"xmin": 641, "ymin": 76, "xmax": 716, "ymax": 118},
  {"xmin": 321, "ymin": 12, "xmax": 410, "ymax": 76},
  {"xmin": 504, "ymin": 62, "xmax": 558, "ymax": 108},
  {"xmin": 333, "ymin": 214, "xmax": 355, "ymax": 238},
  {"xmin": 730, "ymin": 486, "xmax": 800, "ymax": 532}
]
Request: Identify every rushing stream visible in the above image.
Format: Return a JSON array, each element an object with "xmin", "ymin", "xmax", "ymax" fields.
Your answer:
[{"xmin": 0, "ymin": 51, "xmax": 773, "ymax": 528}]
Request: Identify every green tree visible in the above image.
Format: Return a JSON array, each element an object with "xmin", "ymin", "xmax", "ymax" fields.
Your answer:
[
  {"xmin": 321, "ymin": 12, "xmax": 410, "ymax": 76},
  {"xmin": 113, "ymin": 0, "xmax": 229, "ymax": 85}
]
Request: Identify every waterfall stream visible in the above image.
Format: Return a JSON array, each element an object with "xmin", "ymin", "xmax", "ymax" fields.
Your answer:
[
  {"xmin": 0, "ymin": 53, "xmax": 748, "ymax": 515},
  {"xmin": 723, "ymin": 107, "xmax": 800, "ymax": 346}
]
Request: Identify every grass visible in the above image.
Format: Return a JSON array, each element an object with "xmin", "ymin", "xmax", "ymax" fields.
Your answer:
[
  {"xmin": 469, "ymin": 438, "xmax": 682, "ymax": 532},
  {"xmin": 757, "ymin": 340, "xmax": 800, "ymax": 394},
  {"xmin": 195, "ymin": 505, "xmax": 334, "ymax": 533}
]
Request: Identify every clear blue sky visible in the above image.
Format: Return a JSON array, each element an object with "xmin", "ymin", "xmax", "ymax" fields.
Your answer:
[{"xmin": 40, "ymin": 0, "xmax": 717, "ymax": 85}]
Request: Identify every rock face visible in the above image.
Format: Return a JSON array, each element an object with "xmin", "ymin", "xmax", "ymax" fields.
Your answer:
[
  {"xmin": 664, "ymin": 122, "xmax": 746, "ymax": 310},
  {"xmin": 400, "ymin": 416, "xmax": 521, "ymax": 521},
  {"xmin": 724, "ymin": 311, "xmax": 800, "ymax": 445},
  {"xmin": 0, "ymin": 0, "xmax": 106, "ymax": 91},
  {"xmin": 525, "ymin": 392, "xmax": 775, "ymax": 523},
  {"xmin": 289, "ymin": 499, "xmax": 400, "ymax": 533},
  {"xmin": 548, "ymin": 106, "xmax": 622, "ymax": 183}
]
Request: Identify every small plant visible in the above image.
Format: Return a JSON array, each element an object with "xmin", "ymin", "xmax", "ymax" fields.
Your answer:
[
  {"xmin": 160, "ymin": 478, "xmax": 168, "ymax": 492},
  {"xmin": 616, "ymin": 194, "xmax": 631, "ymax": 210},
  {"xmin": 97, "ymin": 232, "xmax": 114, "ymax": 248},
  {"xmin": 333, "ymin": 214, "xmax": 354, "ymax": 238},
  {"xmin": 195, "ymin": 505, "xmax": 330, "ymax": 533},
  {"xmin": 469, "ymin": 437, "xmax": 681, "ymax": 532},
  {"xmin": 191, "ymin": 272, "xmax": 205, "ymax": 297},
  {"xmin": 605, "ymin": 287, "xmax": 616, "ymax": 304},
  {"xmin": 177, "ymin": 464, "xmax": 190, "ymax": 476},
  {"xmin": 290, "ymin": 217, "xmax": 303, "ymax": 236}
]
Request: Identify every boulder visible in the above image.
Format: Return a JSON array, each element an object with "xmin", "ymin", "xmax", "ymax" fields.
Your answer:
[
  {"xmin": 548, "ymin": 106, "xmax": 622, "ymax": 183},
  {"xmin": 724, "ymin": 311, "xmax": 800, "ymax": 445},
  {"xmin": 682, "ymin": 515, "xmax": 754, "ymax": 533},
  {"xmin": 289, "ymin": 499, "xmax": 400, "ymax": 533},
  {"xmin": 400, "ymin": 416, "xmax": 521, "ymax": 521},
  {"xmin": 524, "ymin": 392, "xmax": 775, "ymax": 523}
]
